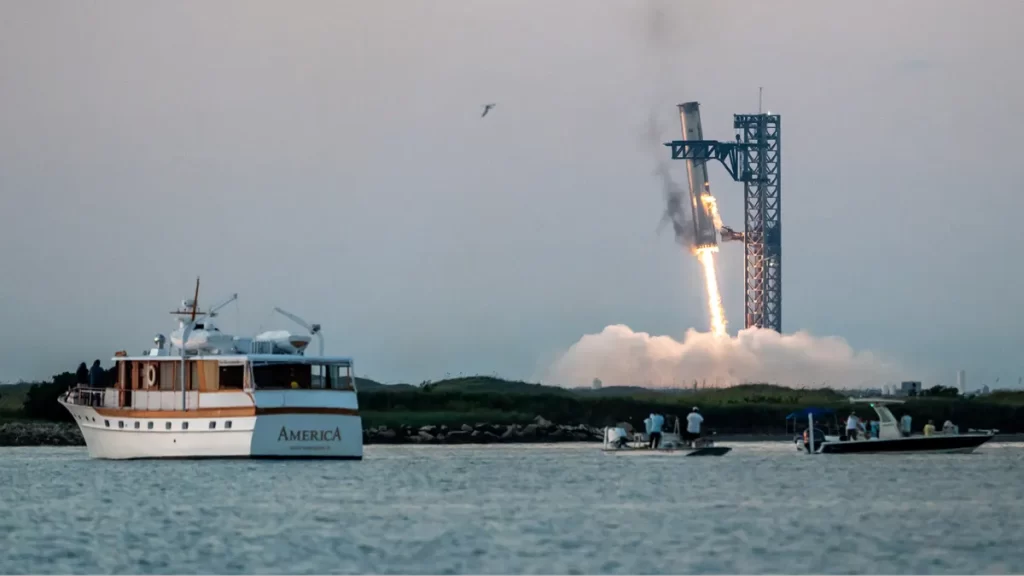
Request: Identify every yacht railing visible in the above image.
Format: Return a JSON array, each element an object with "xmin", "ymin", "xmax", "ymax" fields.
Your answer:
[
  {"xmin": 64, "ymin": 386, "xmax": 199, "ymax": 410},
  {"xmin": 249, "ymin": 341, "xmax": 275, "ymax": 354},
  {"xmin": 64, "ymin": 386, "xmax": 120, "ymax": 409}
]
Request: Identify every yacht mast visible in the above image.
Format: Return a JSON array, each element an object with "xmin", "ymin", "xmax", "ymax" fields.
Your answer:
[{"xmin": 181, "ymin": 277, "xmax": 199, "ymax": 411}]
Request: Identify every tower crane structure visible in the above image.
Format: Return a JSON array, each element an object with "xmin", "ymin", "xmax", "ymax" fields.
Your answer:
[{"xmin": 665, "ymin": 108, "xmax": 782, "ymax": 332}]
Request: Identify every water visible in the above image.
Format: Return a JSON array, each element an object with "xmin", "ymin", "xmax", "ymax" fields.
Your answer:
[{"xmin": 3, "ymin": 442, "xmax": 1024, "ymax": 574}]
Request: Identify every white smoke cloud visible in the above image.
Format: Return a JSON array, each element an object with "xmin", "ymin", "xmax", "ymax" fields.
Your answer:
[{"xmin": 544, "ymin": 325, "xmax": 902, "ymax": 389}]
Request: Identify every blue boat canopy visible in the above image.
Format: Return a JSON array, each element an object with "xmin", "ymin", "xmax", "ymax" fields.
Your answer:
[{"xmin": 785, "ymin": 407, "xmax": 835, "ymax": 420}]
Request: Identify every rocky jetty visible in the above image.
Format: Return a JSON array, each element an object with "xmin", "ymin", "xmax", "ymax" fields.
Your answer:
[
  {"xmin": 0, "ymin": 416, "xmax": 605, "ymax": 447},
  {"xmin": 0, "ymin": 421, "xmax": 84, "ymax": 446},
  {"xmin": 365, "ymin": 416, "xmax": 605, "ymax": 445}
]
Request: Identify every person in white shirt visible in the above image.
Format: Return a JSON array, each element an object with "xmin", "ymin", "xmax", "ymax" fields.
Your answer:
[
  {"xmin": 685, "ymin": 407, "xmax": 704, "ymax": 447},
  {"xmin": 845, "ymin": 412, "xmax": 860, "ymax": 441}
]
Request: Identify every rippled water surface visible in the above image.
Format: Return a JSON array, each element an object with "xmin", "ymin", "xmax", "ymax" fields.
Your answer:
[{"xmin": 3, "ymin": 442, "xmax": 1024, "ymax": 574}]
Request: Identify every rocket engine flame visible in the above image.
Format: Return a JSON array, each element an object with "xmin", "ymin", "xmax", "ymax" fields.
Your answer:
[
  {"xmin": 701, "ymin": 193, "xmax": 723, "ymax": 230},
  {"xmin": 694, "ymin": 190, "xmax": 727, "ymax": 336},
  {"xmin": 696, "ymin": 246, "xmax": 727, "ymax": 337}
]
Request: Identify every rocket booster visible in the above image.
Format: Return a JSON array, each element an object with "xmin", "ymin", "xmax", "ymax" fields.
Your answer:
[{"xmin": 678, "ymin": 102, "xmax": 719, "ymax": 250}]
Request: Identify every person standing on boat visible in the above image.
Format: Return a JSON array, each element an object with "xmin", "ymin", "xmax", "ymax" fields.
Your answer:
[
  {"xmin": 685, "ymin": 407, "xmax": 703, "ymax": 447},
  {"xmin": 88, "ymin": 360, "xmax": 104, "ymax": 387},
  {"xmin": 88, "ymin": 359, "xmax": 105, "ymax": 407},
  {"xmin": 74, "ymin": 362, "xmax": 89, "ymax": 404},
  {"xmin": 648, "ymin": 413, "xmax": 664, "ymax": 449},
  {"xmin": 75, "ymin": 362, "xmax": 89, "ymax": 386},
  {"xmin": 845, "ymin": 412, "xmax": 860, "ymax": 441},
  {"xmin": 900, "ymin": 413, "xmax": 912, "ymax": 437}
]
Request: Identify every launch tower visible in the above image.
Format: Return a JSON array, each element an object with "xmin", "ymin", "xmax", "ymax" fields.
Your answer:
[{"xmin": 665, "ymin": 107, "xmax": 782, "ymax": 332}]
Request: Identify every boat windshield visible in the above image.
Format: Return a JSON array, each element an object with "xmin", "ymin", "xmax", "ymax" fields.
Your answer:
[
  {"xmin": 870, "ymin": 403, "xmax": 897, "ymax": 424},
  {"xmin": 252, "ymin": 362, "xmax": 356, "ymax": 391}
]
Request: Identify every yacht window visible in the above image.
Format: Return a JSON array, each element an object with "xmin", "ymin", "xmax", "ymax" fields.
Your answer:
[
  {"xmin": 209, "ymin": 421, "xmax": 216, "ymax": 429},
  {"xmin": 252, "ymin": 363, "xmax": 312, "ymax": 390},
  {"xmin": 329, "ymin": 365, "xmax": 356, "ymax": 391},
  {"xmin": 225, "ymin": 421, "xmax": 232, "ymax": 429},
  {"xmin": 165, "ymin": 422, "xmax": 172, "ymax": 430},
  {"xmin": 104, "ymin": 420, "xmax": 110, "ymax": 428},
  {"xmin": 182, "ymin": 422, "xmax": 189, "ymax": 430},
  {"xmin": 311, "ymin": 365, "xmax": 326, "ymax": 389},
  {"xmin": 147, "ymin": 422, "xmax": 154, "ymax": 430},
  {"xmin": 134, "ymin": 422, "xmax": 140, "ymax": 429},
  {"xmin": 118, "ymin": 421, "xmax": 124, "ymax": 429},
  {"xmin": 219, "ymin": 365, "xmax": 244, "ymax": 390}
]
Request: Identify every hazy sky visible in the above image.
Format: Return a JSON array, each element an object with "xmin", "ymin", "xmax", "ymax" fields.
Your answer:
[{"xmin": 1, "ymin": 1, "xmax": 1021, "ymax": 388}]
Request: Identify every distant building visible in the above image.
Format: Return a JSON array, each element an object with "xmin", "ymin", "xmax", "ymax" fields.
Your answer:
[
  {"xmin": 982, "ymin": 385, "xmax": 991, "ymax": 395},
  {"xmin": 592, "ymin": 378, "xmax": 602, "ymax": 390},
  {"xmin": 957, "ymin": 370, "xmax": 966, "ymax": 394},
  {"xmin": 899, "ymin": 381, "xmax": 922, "ymax": 396}
]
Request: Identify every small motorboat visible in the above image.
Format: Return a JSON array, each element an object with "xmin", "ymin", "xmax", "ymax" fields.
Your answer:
[
  {"xmin": 796, "ymin": 398, "xmax": 995, "ymax": 455},
  {"xmin": 601, "ymin": 417, "xmax": 731, "ymax": 457}
]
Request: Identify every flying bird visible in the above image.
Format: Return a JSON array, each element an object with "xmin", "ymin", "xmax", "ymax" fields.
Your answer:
[{"xmin": 481, "ymin": 103, "xmax": 496, "ymax": 118}]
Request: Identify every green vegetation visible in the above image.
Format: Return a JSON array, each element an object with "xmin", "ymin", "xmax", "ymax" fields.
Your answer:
[
  {"xmin": 361, "ymin": 410, "xmax": 537, "ymax": 430},
  {"xmin": 4, "ymin": 372, "xmax": 1024, "ymax": 434},
  {"xmin": 0, "ymin": 383, "xmax": 33, "ymax": 415}
]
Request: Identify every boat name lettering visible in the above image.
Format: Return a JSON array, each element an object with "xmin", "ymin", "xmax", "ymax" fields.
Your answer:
[{"xmin": 277, "ymin": 426, "xmax": 342, "ymax": 442}]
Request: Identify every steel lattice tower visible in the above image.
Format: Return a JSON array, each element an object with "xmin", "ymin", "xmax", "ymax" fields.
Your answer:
[
  {"xmin": 734, "ymin": 114, "xmax": 781, "ymax": 332},
  {"xmin": 665, "ymin": 107, "xmax": 782, "ymax": 333}
]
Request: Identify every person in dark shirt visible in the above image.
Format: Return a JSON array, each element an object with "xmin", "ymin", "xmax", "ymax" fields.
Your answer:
[
  {"xmin": 88, "ymin": 360, "xmax": 106, "ymax": 407},
  {"xmin": 75, "ymin": 362, "xmax": 89, "ymax": 386},
  {"xmin": 89, "ymin": 360, "xmax": 104, "ymax": 387}
]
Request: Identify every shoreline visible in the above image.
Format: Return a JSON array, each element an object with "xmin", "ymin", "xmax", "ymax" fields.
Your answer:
[{"xmin": 4, "ymin": 420, "xmax": 1023, "ymax": 448}]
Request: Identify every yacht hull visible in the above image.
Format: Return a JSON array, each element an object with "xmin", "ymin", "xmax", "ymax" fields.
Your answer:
[{"xmin": 59, "ymin": 400, "xmax": 363, "ymax": 460}]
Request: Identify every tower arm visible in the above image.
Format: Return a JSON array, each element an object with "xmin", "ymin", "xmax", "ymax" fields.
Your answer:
[{"xmin": 664, "ymin": 140, "xmax": 750, "ymax": 182}]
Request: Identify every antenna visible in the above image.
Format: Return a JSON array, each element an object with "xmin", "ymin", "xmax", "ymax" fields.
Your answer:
[
  {"xmin": 206, "ymin": 293, "xmax": 239, "ymax": 318},
  {"xmin": 190, "ymin": 277, "xmax": 200, "ymax": 321},
  {"xmin": 758, "ymin": 87, "xmax": 763, "ymax": 114}
]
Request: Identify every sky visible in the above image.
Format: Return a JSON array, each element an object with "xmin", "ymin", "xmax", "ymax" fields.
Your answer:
[{"xmin": 0, "ymin": 0, "xmax": 1021, "ymax": 389}]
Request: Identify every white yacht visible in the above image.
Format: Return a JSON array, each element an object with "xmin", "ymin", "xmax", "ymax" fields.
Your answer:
[{"xmin": 59, "ymin": 280, "xmax": 363, "ymax": 460}]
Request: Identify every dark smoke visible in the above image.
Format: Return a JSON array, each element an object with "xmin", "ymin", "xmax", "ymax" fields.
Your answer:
[
  {"xmin": 654, "ymin": 160, "xmax": 695, "ymax": 247},
  {"xmin": 644, "ymin": 111, "xmax": 695, "ymax": 248},
  {"xmin": 638, "ymin": 4, "xmax": 697, "ymax": 251}
]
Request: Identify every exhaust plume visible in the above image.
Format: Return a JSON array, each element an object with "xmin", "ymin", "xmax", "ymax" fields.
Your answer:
[{"xmin": 545, "ymin": 324, "xmax": 900, "ymax": 389}]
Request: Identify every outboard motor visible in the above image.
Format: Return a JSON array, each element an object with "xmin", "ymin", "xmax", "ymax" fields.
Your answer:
[{"xmin": 799, "ymin": 427, "xmax": 827, "ymax": 453}]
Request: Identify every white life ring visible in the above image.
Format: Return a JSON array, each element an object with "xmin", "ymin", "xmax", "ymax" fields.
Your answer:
[{"xmin": 145, "ymin": 364, "xmax": 157, "ymax": 387}]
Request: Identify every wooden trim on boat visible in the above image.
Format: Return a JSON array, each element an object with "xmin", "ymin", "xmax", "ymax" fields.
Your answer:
[
  {"xmin": 256, "ymin": 407, "xmax": 359, "ymax": 416},
  {"xmin": 95, "ymin": 407, "xmax": 255, "ymax": 418},
  {"xmin": 93, "ymin": 406, "xmax": 360, "ymax": 418}
]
